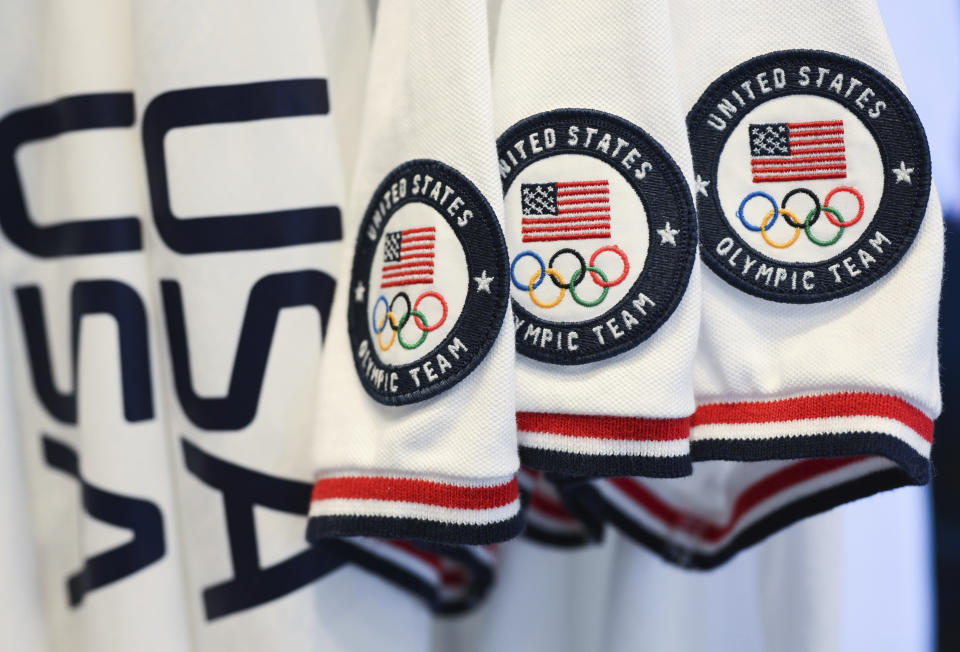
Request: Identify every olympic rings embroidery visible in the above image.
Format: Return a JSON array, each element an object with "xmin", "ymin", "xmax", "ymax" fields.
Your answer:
[
  {"xmin": 737, "ymin": 186, "xmax": 864, "ymax": 248},
  {"xmin": 511, "ymin": 244, "xmax": 630, "ymax": 308},
  {"xmin": 371, "ymin": 290, "xmax": 448, "ymax": 351}
]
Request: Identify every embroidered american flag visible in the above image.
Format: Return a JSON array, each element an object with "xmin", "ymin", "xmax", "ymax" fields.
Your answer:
[
  {"xmin": 381, "ymin": 227, "xmax": 435, "ymax": 288},
  {"xmin": 520, "ymin": 180, "xmax": 610, "ymax": 243},
  {"xmin": 749, "ymin": 120, "xmax": 846, "ymax": 183}
]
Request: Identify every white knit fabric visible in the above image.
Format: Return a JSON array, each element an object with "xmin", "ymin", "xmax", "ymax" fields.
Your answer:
[
  {"xmin": 491, "ymin": 0, "xmax": 702, "ymax": 475},
  {"xmin": 0, "ymin": 295, "xmax": 47, "ymax": 652},
  {"xmin": 435, "ymin": 487, "xmax": 932, "ymax": 652},
  {"xmin": 584, "ymin": 0, "xmax": 943, "ymax": 567},
  {"xmin": 0, "ymin": 2, "xmax": 945, "ymax": 650},
  {"xmin": 0, "ymin": 1, "xmax": 434, "ymax": 650},
  {"xmin": 672, "ymin": 0, "xmax": 942, "ymax": 414},
  {"xmin": 596, "ymin": 488, "xmax": 932, "ymax": 652},
  {"xmin": 683, "ymin": 0, "xmax": 942, "ymax": 477},
  {"xmin": 0, "ymin": 1, "xmax": 192, "ymax": 649},
  {"xmin": 308, "ymin": 0, "xmax": 521, "ymax": 543}
]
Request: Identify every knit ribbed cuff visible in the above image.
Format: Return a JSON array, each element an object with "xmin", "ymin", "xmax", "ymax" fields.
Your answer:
[
  {"xmin": 690, "ymin": 391, "xmax": 933, "ymax": 480},
  {"xmin": 306, "ymin": 474, "xmax": 523, "ymax": 545},
  {"xmin": 321, "ymin": 538, "xmax": 496, "ymax": 614},
  {"xmin": 517, "ymin": 412, "xmax": 693, "ymax": 477},
  {"xmin": 563, "ymin": 391, "xmax": 933, "ymax": 568},
  {"xmin": 517, "ymin": 467, "xmax": 595, "ymax": 547}
]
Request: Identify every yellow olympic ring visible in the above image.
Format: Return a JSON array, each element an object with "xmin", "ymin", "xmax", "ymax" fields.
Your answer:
[
  {"xmin": 529, "ymin": 268, "xmax": 565, "ymax": 308},
  {"xmin": 760, "ymin": 208, "xmax": 802, "ymax": 249},
  {"xmin": 377, "ymin": 312, "xmax": 398, "ymax": 351}
]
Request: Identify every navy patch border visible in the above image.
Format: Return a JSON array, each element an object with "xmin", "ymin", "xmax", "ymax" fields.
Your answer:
[
  {"xmin": 348, "ymin": 159, "xmax": 509, "ymax": 405},
  {"xmin": 497, "ymin": 108, "xmax": 697, "ymax": 365},
  {"xmin": 687, "ymin": 49, "xmax": 931, "ymax": 303}
]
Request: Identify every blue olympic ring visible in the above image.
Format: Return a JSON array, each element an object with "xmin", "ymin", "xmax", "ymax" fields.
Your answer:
[
  {"xmin": 737, "ymin": 191, "xmax": 779, "ymax": 232},
  {"xmin": 510, "ymin": 250, "xmax": 546, "ymax": 291},
  {"xmin": 371, "ymin": 295, "xmax": 390, "ymax": 334}
]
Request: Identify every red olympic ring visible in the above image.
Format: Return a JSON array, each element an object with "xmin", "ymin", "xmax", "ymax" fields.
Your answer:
[
  {"xmin": 412, "ymin": 291, "xmax": 448, "ymax": 332},
  {"xmin": 588, "ymin": 245, "xmax": 630, "ymax": 287},
  {"xmin": 823, "ymin": 186, "xmax": 865, "ymax": 228}
]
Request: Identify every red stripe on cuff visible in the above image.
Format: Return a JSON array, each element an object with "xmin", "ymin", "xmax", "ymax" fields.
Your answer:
[
  {"xmin": 311, "ymin": 476, "xmax": 518, "ymax": 510},
  {"xmin": 517, "ymin": 412, "xmax": 690, "ymax": 441},
  {"xmin": 610, "ymin": 456, "xmax": 864, "ymax": 543},
  {"xmin": 693, "ymin": 392, "xmax": 933, "ymax": 442},
  {"xmin": 529, "ymin": 492, "xmax": 577, "ymax": 522},
  {"xmin": 385, "ymin": 541, "xmax": 468, "ymax": 587}
]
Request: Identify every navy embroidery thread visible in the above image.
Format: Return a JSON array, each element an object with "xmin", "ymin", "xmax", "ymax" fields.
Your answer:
[
  {"xmin": 348, "ymin": 159, "xmax": 509, "ymax": 405},
  {"xmin": 497, "ymin": 108, "xmax": 697, "ymax": 365},
  {"xmin": 687, "ymin": 49, "xmax": 931, "ymax": 303}
]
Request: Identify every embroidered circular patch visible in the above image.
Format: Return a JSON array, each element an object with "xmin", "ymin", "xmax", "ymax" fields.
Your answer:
[
  {"xmin": 688, "ymin": 50, "xmax": 931, "ymax": 303},
  {"xmin": 497, "ymin": 108, "xmax": 696, "ymax": 365},
  {"xmin": 348, "ymin": 159, "xmax": 509, "ymax": 405}
]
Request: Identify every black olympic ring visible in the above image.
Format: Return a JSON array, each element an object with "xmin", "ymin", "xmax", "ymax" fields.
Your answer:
[
  {"xmin": 388, "ymin": 292, "xmax": 412, "ymax": 331},
  {"xmin": 547, "ymin": 248, "xmax": 587, "ymax": 290},
  {"xmin": 781, "ymin": 187, "xmax": 822, "ymax": 228}
]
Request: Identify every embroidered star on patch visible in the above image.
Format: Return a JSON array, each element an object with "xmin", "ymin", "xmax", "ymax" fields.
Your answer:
[
  {"xmin": 474, "ymin": 270, "xmax": 494, "ymax": 293},
  {"xmin": 687, "ymin": 50, "xmax": 931, "ymax": 303},
  {"xmin": 694, "ymin": 175, "xmax": 710, "ymax": 197},
  {"xmin": 657, "ymin": 222, "xmax": 680, "ymax": 246},
  {"xmin": 348, "ymin": 159, "xmax": 509, "ymax": 405},
  {"xmin": 892, "ymin": 160, "xmax": 914, "ymax": 184}
]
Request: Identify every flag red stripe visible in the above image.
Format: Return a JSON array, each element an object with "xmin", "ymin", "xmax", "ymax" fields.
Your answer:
[
  {"xmin": 788, "ymin": 137, "xmax": 844, "ymax": 146},
  {"xmin": 398, "ymin": 253, "xmax": 435, "ymax": 260},
  {"xmin": 791, "ymin": 141, "xmax": 844, "ymax": 147},
  {"xmin": 382, "ymin": 271, "xmax": 433, "ymax": 279},
  {"xmin": 752, "ymin": 164, "xmax": 846, "ymax": 173},
  {"xmin": 399, "ymin": 243, "xmax": 435, "ymax": 252},
  {"xmin": 558, "ymin": 207, "xmax": 613, "ymax": 216},
  {"xmin": 790, "ymin": 123, "xmax": 844, "ymax": 130},
  {"xmin": 311, "ymin": 476, "xmax": 518, "ymax": 510},
  {"xmin": 400, "ymin": 235, "xmax": 435, "ymax": 244},
  {"xmin": 751, "ymin": 155, "xmax": 846, "ymax": 165},
  {"xmin": 787, "ymin": 146, "xmax": 845, "ymax": 154},
  {"xmin": 557, "ymin": 198, "xmax": 610, "ymax": 206},
  {"xmin": 787, "ymin": 120, "xmax": 843, "ymax": 128},
  {"xmin": 552, "ymin": 214, "xmax": 610, "ymax": 220},
  {"xmin": 522, "ymin": 223, "xmax": 612, "ymax": 233},
  {"xmin": 382, "ymin": 269, "xmax": 434, "ymax": 280},
  {"xmin": 383, "ymin": 262, "xmax": 434, "ymax": 271},
  {"xmin": 382, "ymin": 270, "xmax": 432, "ymax": 280},
  {"xmin": 555, "ymin": 180, "xmax": 608, "ymax": 188},
  {"xmin": 381, "ymin": 277, "xmax": 434, "ymax": 288},
  {"xmin": 789, "ymin": 129, "xmax": 844, "ymax": 137},
  {"xmin": 752, "ymin": 172, "xmax": 847, "ymax": 182},
  {"xmin": 522, "ymin": 226, "xmax": 610, "ymax": 236},
  {"xmin": 556, "ymin": 207, "xmax": 610, "ymax": 215},
  {"xmin": 556, "ymin": 192, "xmax": 609, "ymax": 199},
  {"xmin": 385, "ymin": 266, "xmax": 433, "ymax": 275},
  {"xmin": 382, "ymin": 261, "xmax": 433, "ymax": 272},
  {"xmin": 790, "ymin": 125, "xmax": 844, "ymax": 133},
  {"xmin": 557, "ymin": 188, "xmax": 611, "ymax": 197},
  {"xmin": 522, "ymin": 216, "xmax": 611, "ymax": 225},
  {"xmin": 401, "ymin": 227, "xmax": 436, "ymax": 236},
  {"xmin": 522, "ymin": 232, "xmax": 610, "ymax": 242}
]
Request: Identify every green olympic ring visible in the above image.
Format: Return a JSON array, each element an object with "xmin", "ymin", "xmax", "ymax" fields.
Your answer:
[
  {"xmin": 804, "ymin": 206, "xmax": 845, "ymax": 247},
  {"xmin": 568, "ymin": 266, "xmax": 609, "ymax": 307},
  {"xmin": 397, "ymin": 309, "xmax": 430, "ymax": 349}
]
